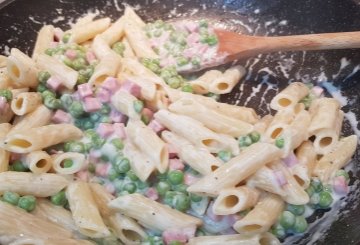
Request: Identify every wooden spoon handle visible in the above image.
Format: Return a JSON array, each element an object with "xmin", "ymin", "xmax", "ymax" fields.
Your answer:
[{"xmin": 257, "ymin": 31, "xmax": 360, "ymax": 53}]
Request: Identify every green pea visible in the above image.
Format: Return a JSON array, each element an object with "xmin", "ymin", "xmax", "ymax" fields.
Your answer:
[
  {"xmin": 18, "ymin": 195, "xmax": 36, "ymax": 212},
  {"xmin": 123, "ymin": 182, "xmax": 137, "ymax": 194},
  {"xmin": 62, "ymin": 159, "xmax": 73, "ymax": 168},
  {"xmin": 249, "ymin": 131, "xmax": 261, "ymax": 143},
  {"xmin": 114, "ymin": 157, "xmax": 131, "ymax": 174},
  {"xmin": 113, "ymin": 179, "xmax": 124, "ymax": 192},
  {"xmin": 205, "ymin": 92, "xmax": 220, "ymax": 101},
  {"xmin": 41, "ymin": 90, "xmax": 56, "ymax": 99},
  {"xmin": 167, "ymin": 76, "xmax": 181, "ymax": 89},
  {"xmin": 60, "ymin": 94, "xmax": 73, "ymax": 109},
  {"xmin": 199, "ymin": 19, "xmax": 208, "ymax": 28},
  {"xmin": 305, "ymin": 185, "xmax": 315, "ymax": 197},
  {"xmin": 145, "ymin": 62, "xmax": 161, "ymax": 74},
  {"xmin": 38, "ymin": 71, "xmax": 51, "ymax": 83},
  {"xmin": 51, "ymin": 191, "xmax": 67, "ymax": 206},
  {"xmin": 169, "ymin": 241, "xmax": 182, "ymax": 245},
  {"xmin": 271, "ymin": 223, "xmax": 286, "ymax": 239},
  {"xmin": 92, "ymin": 136, "xmax": 106, "ymax": 149},
  {"xmin": 190, "ymin": 193, "xmax": 202, "ymax": 202},
  {"xmin": 90, "ymin": 112, "xmax": 101, "ymax": 122},
  {"xmin": 172, "ymin": 183, "xmax": 188, "ymax": 193},
  {"xmin": 293, "ymin": 216, "xmax": 308, "ymax": 233},
  {"xmin": 238, "ymin": 135, "xmax": 252, "ymax": 147},
  {"xmin": 160, "ymin": 69, "xmax": 172, "ymax": 80},
  {"xmin": 279, "ymin": 211, "xmax": 296, "ymax": 229},
  {"xmin": 76, "ymin": 74, "xmax": 88, "ymax": 85},
  {"xmin": 335, "ymin": 169, "xmax": 350, "ymax": 181},
  {"xmin": 126, "ymin": 170, "xmax": 139, "ymax": 181},
  {"xmin": 181, "ymin": 84, "xmax": 193, "ymax": 93},
  {"xmin": 318, "ymin": 191, "xmax": 333, "ymax": 209},
  {"xmin": 10, "ymin": 160, "xmax": 29, "ymax": 172},
  {"xmin": 310, "ymin": 193, "xmax": 320, "ymax": 205},
  {"xmin": 311, "ymin": 178, "xmax": 323, "ymax": 192},
  {"xmin": 275, "ymin": 137, "xmax": 285, "ymax": 148},
  {"xmin": 145, "ymin": 236, "xmax": 163, "ymax": 245},
  {"xmin": 133, "ymin": 100, "xmax": 144, "ymax": 113},
  {"xmin": 44, "ymin": 96, "xmax": 62, "ymax": 110},
  {"xmin": 88, "ymin": 163, "xmax": 96, "ymax": 173},
  {"xmin": 62, "ymin": 33, "xmax": 71, "ymax": 43},
  {"xmin": 100, "ymin": 116, "xmax": 112, "ymax": 123},
  {"xmin": 108, "ymin": 168, "xmax": 120, "ymax": 181},
  {"xmin": 100, "ymin": 154, "xmax": 109, "ymax": 162},
  {"xmin": 164, "ymin": 191, "xmax": 177, "ymax": 206},
  {"xmin": 69, "ymin": 101, "xmax": 84, "ymax": 118},
  {"xmin": 141, "ymin": 114, "xmax": 151, "ymax": 125},
  {"xmin": 286, "ymin": 204, "xmax": 305, "ymax": 216},
  {"xmin": 72, "ymin": 58, "xmax": 87, "ymax": 71},
  {"xmin": 195, "ymin": 229, "xmax": 206, "ymax": 237},
  {"xmin": 323, "ymin": 184, "xmax": 333, "ymax": 193},
  {"xmin": 111, "ymin": 138, "xmax": 124, "ymax": 150},
  {"xmin": 45, "ymin": 48, "xmax": 55, "ymax": 56},
  {"xmin": 82, "ymin": 119, "xmax": 94, "ymax": 130},
  {"xmin": 68, "ymin": 142, "xmax": 85, "ymax": 153},
  {"xmin": 36, "ymin": 83, "xmax": 47, "ymax": 93},
  {"xmin": 217, "ymin": 150, "xmax": 232, "ymax": 162},
  {"xmin": 191, "ymin": 57, "xmax": 201, "ymax": 66},
  {"xmin": 176, "ymin": 56, "xmax": 189, "ymax": 67},
  {"xmin": 174, "ymin": 192, "xmax": 190, "ymax": 211},
  {"xmin": 100, "ymin": 104, "xmax": 111, "ymax": 115},
  {"xmin": 112, "ymin": 42, "xmax": 125, "ymax": 56},
  {"xmin": 3, "ymin": 191, "xmax": 20, "ymax": 205},
  {"xmin": 0, "ymin": 89, "xmax": 12, "ymax": 102},
  {"xmin": 156, "ymin": 181, "xmax": 171, "ymax": 196},
  {"xmin": 299, "ymin": 95, "xmax": 312, "ymax": 109},
  {"xmin": 168, "ymin": 170, "xmax": 184, "ymax": 185},
  {"xmin": 205, "ymin": 35, "xmax": 218, "ymax": 46}
]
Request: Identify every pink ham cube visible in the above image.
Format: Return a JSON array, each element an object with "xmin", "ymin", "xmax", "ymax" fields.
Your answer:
[
  {"xmin": 46, "ymin": 76, "xmax": 62, "ymax": 91},
  {"xmin": 187, "ymin": 32, "xmax": 200, "ymax": 44},
  {"xmin": 333, "ymin": 176, "xmax": 349, "ymax": 195},
  {"xmin": 10, "ymin": 153, "xmax": 22, "ymax": 162},
  {"xmin": 110, "ymin": 110, "xmax": 127, "ymax": 123},
  {"xmin": 167, "ymin": 143, "xmax": 178, "ymax": 159},
  {"xmin": 120, "ymin": 80, "xmax": 141, "ymax": 98},
  {"xmin": 169, "ymin": 159, "xmax": 184, "ymax": 171},
  {"xmin": 163, "ymin": 226, "xmax": 196, "ymax": 245},
  {"xmin": 52, "ymin": 110, "xmax": 72, "ymax": 124},
  {"xmin": 86, "ymin": 51, "xmax": 97, "ymax": 64},
  {"xmin": 148, "ymin": 119, "xmax": 165, "ymax": 133},
  {"xmin": 76, "ymin": 170, "xmax": 90, "ymax": 182},
  {"xmin": 96, "ymin": 88, "xmax": 111, "ymax": 103},
  {"xmin": 185, "ymin": 22, "xmax": 199, "ymax": 32},
  {"xmin": 141, "ymin": 108, "xmax": 154, "ymax": 121},
  {"xmin": 101, "ymin": 77, "xmax": 119, "ymax": 93},
  {"xmin": 113, "ymin": 123, "xmax": 126, "ymax": 139},
  {"xmin": 77, "ymin": 83, "xmax": 93, "ymax": 99},
  {"xmin": 105, "ymin": 183, "xmax": 116, "ymax": 194},
  {"xmin": 97, "ymin": 123, "xmax": 114, "ymax": 138},
  {"xmin": 145, "ymin": 187, "xmax": 159, "ymax": 201},
  {"xmin": 0, "ymin": 97, "xmax": 8, "ymax": 113},
  {"xmin": 83, "ymin": 97, "xmax": 102, "ymax": 112},
  {"xmin": 95, "ymin": 163, "xmax": 111, "ymax": 177},
  {"xmin": 65, "ymin": 49, "xmax": 77, "ymax": 60},
  {"xmin": 184, "ymin": 173, "xmax": 199, "ymax": 185}
]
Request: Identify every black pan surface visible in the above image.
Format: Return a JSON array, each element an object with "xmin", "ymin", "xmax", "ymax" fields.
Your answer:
[{"xmin": 0, "ymin": 0, "xmax": 359, "ymax": 244}]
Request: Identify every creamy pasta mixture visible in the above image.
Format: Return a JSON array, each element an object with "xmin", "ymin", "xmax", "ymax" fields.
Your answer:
[{"xmin": 0, "ymin": 7, "xmax": 357, "ymax": 245}]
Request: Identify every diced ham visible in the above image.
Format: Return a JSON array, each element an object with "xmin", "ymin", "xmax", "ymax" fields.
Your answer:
[
  {"xmin": 89, "ymin": 150, "xmax": 101, "ymax": 161},
  {"xmin": 105, "ymin": 183, "xmax": 116, "ymax": 194},
  {"xmin": 83, "ymin": 97, "xmax": 102, "ymax": 112},
  {"xmin": 110, "ymin": 110, "xmax": 127, "ymax": 123},
  {"xmin": 162, "ymin": 225, "xmax": 196, "ymax": 245},
  {"xmin": 120, "ymin": 80, "xmax": 141, "ymax": 98},
  {"xmin": 96, "ymin": 88, "xmax": 112, "ymax": 103},
  {"xmin": 185, "ymin": 22, "xmax": 199, "ymax": 33},
  {"xmin": 46, "ymin": 76, "xmax": 62, "ymax": 91},
  {"xmin": 333, "ymin": 176, "xmax": 349, "ymax": 195},
  {"xmin": 65, "ymin": 49, "xmax": 77, "ymax": 60},
  {"xmin": 113, "ymin": 123, "xmax": 126, "ymax": 139},
  {"xmin": 184, "ymin": 173, "xmax": 199, "ymax": 185},
  {"xmin": 206, "ymin": 201, "xmax": 223, "ymax": 222},
  {"xmin": 95, "ymin": 163, "xmax": 111, "ymax": 177},
  {"xmin": 169, "ymin": 159, "xmax": 185, "ymax": 171},
  {"xmin": 77, "ymin": 83, "xmax": 93, "ymax": 99},
  {"xmin": 71, "ymin": 91, "xmax": 81, "ymax": 101},
  {"xmin": 86, "ymin": 51, "xmax": 97, "ymax": 64},
  {"xmin": 76, "ymin": 170, "xmax": 90, "ymax": 182},
  {"xmin": 187, "ymin": 32, "xmax": 200, "ymax": 44},
  {"xmin": 52, "ymin": 109, "xmax": 72, "ymax": 124},
  {"xmin": 312, "ymin": 86, "xmax": 324, "ymax": 98},
  {"xmin": 97, "ymin": 123, "xmax": 114, "ymax": 138},
  {"xmin": 283, "ymin": 152, "xmax": 299, "ymax": 168},
  {"xmin": 148, "ymin": 119, "xmax": 165, "ymax": 133},
  {"xmin": 0, "ymin": 97, "xmax": 8, "ymax": 113},
  {"xmin": 101, "ymin": 77, "xmax": 119, "ymax": 93},
  {"xmin": 145, "ymin": 187, "xmax": 159, "ymax": 201},
  {"xmin": 274, "ymin": 170, "xmax": 287, "ymax": 186},
  {"xmin": 10, "ymin": 153, "xmax": 22, "ymax": 162},
  {"xmin": 167, "ymin": 143, "xmax": 178, "ymax": 159}
]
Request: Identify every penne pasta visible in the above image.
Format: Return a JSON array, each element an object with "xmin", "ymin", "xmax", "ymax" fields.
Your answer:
[
  {"xmin": 0, "ymin": 171, "xmax": 68, "ymax": 197},
  {"xmin": 208, "ymin": 65, "xmax": 246, "ymax": 94},
  {"xmin": 91, "ymin": 36, "xmax": 117, "ymax": 60},
  {"xmin": 111, "ymin": 90, "xmax": 141, "ymax": 120},
  {"xmin": 32, "ymin": 25, "xmax": 55, "ymax": 59},
  {"xmin": 120, "ymin": 74, "xmax": 156, "ymax": 101},
  {"xmin": 1, "ymin": 124, "xmax": 83, "ymax": 153},
  {"xmin": 270, "ymin": 82, "xmax": 309, "ymax": 111},
  {"xmin": 0, "ymin": 123, "xmax": 11, "ymax": 172},
  {"xmin": 10, "ymin": 92, "xmax": 42, "ymax": 116},
  {"xmin": 66, "ymin": 182, "xmax": 110, "ymax": 238},
  {"xmin": 88, "ymin": 53, "xmax": 121, "ymax": 86},
  {"xmin": 121, "ymin": 37, "xmax": 136, "ymax": 58},
  {"xmin": 189, "ymin": 70, "xmax": 222, "ymax": 94},
  {"xmin": 24, "ymin": 150, "xmax": 52, "ymax": 174},
  {"xmin": 68, "ymin": 18, "xmax": 111, "ymax": 44},
  {"xmin": 8, "ymin": 238, "xmax": 94, "ymax": 245},
  {"xmin": 187, "ymin": 143, "xmax": 282, "ymax": 196},
  {"xmin": 187, "ymin": 234, "xmax": 261, "ymax": 245},
  {"xmin": 108, "ymin": 193, "xmax": 202, "ymax": 232},
  {"xmin": 51, "ymin": 152, "xmax": 86, "ymax": 175},
  {"xmin": 124, "ymin": 7, "xmax": 146, "ymax": 27},
  {"xmin": 99, "ymin": 16, "xmax": 126, "ymax": 45}
]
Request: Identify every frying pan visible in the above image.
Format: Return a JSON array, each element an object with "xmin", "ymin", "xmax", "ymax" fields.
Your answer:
[{"xmin": 0, "ymin": 0, "xmax": 359, "ymax": 244}]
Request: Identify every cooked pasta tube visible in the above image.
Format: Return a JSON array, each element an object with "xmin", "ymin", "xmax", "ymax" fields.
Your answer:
[
  {"xmin": 91, "ymin": 36, "xmax": 117, "ymax": 60},
  {"xmin": 270, "ymin": 82, "xmax": 309, "ymax": 111},
  {"xmin": 233, "ymin": 193, "xmax": 284, "ymax": 235},
  {"xmin": 0, "ymin": 123, "xmax": 11, "ymax": 172},
  {"xmin": 0, "ymin": 172, "xmax": 68, "ymax": 197},
  {"xmin": 208, "ymin": 65, "xmax": 246, "ymax": 94},
  {"xmin": 124, "ymin": 6, "xmax": 146, "ymax": 27},
  {"xmin": 189, "ymin": 70, "xmax": 222, "ymax": 94},
  {"xmin": 161, "ymin": 131, "xmax": 222, "ymax": 175},
  {"xmin": 89, "ymin": 182, "xmax": 116, "ymax": 219},
  {"xmin": 123, "ymin": 141, "xmax": 156, "ymax": 182},
  {"xmin": 2, "ymin": 124, "xmax": 83, "ymax": 153},
  {"xmin": 154, "ymin": 110, "xmax": 239, "ymax": 155},
  {"xmin": 308, "ymin": 98, "xmax": 343, "ymax": 155},
  {"xmin": 66, "ymin": 182, "xmax": 110, "ymax": 238},
  {"xmin": 146, "ymin": 90, "xmax": 170, "ymax": 111},
  {"xmin": 7, "ymin": 48, "xmax": 38, "ymax": 88},
  {"xmin": 111, "ymin": 90, "xmax": 141, "ymax": 120},
  {"xmin": 212, "ymin": 186, "xmax": 260, "ymax": 215},
  {"xmin": 0, "ymin": 55, "xmax": 7, "ymax": 67},
  {"xmin": 187, "ymin": 233, "xmax": 261, "ymax": 245},
  {"xmin": 99, "ymin": 16, "xmax": 125, "ymax": 45},
  {"xmin": 33, "ymin": 198, "xmax": 79, "ymax": 235},
  {"xmin": 121, "ymin": 73, "xmax": 156, "ymax": 101},
  {"xmin": 32, "ymin": 25, "xmax": 55, "ymax": 59},
  {"xmin": 35, "ymin": 54, "xmax": 78, "ymax": 90},
  {"xmin": 271, "ymin": 161, "xmax": 309, "ymax": 205},
  {"xmin": 10, "ymin": 92, "xmax": 42, "ymax": 116},
  {"xmin": 122, "ymin": 37, "xmax": 136, "ymax": 58},
  {"xmin": 108, "ymin": 193, "xmax": 202, "ymax": 232},
  {"xmin": 253, "ymin": 115, "xmax": 273, "ymax": 134},
  {"xmin": 169, "ymin": 97, "xmax": 254, "ymax": 137},
  {"xmin": 24, "ymin": 150, "xmax": 52, "ymax": 174},
  {"xmin": 313, "ymin": 135, "xmax": 357, "ymax": 183},
  {"xmin": 246, "ymin": 166, "xmax": 287, "ymax": 197},
  {"xmin": 108, "ymin": 213, "xmax": 147, "ymax": 245},
  {"xmin": 52, "ymin": 152, "xmax": 86, "ymax": 175},
  {"xmin": 187, "ymin": 143, "xmax": 282, "ymax": 196},
  {"xmin": 9, "ymin": 105, "xmax": 53, "ymax": 134},
  {"xmin": 89, "ymin": 53, "xmax": 121, "ymax": 86},
  {"xmin": 0, "ymin": 201, "xmax": 72, "ymax": 240},
  {"xmin": 68, "ymin": 18, "xmax": 111, "ymax": 44},
  {"xmin": 8, "ymin": 238, "xmax": 94, "ymax": 245},
  {"xmin": 0, "ymin": 66, "xmax": 11, "ymax": 89},
  {"xmin": 126, "ymin": 120, "xmax": 168, "ymax": 173}
]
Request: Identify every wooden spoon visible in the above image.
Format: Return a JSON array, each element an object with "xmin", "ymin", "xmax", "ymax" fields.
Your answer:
[{"xmin": 193, "ymin": 29, "xmax": 360, "ymax": 71}]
